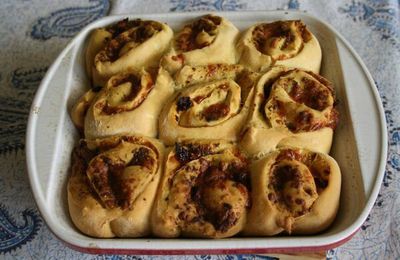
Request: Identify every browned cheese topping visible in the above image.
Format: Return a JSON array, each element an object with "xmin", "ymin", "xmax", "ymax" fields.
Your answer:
[
  {"xmin": 97, "ymin": 72, "xmax": 154, "ymax": 115},
  {"xmin": 175, "ymin": 15, "xmax": 222, "ymax": 52},
  {"xmin": 267, "ymin": 149, "xmax": 332, "ymax": 220},
  {"xmin": 252, "ymin": 20, "xmax": 312, "ymax": 59},
  {"xmin": 86, "ymin": 156, "xmax": 124, "ymax": 209},
  {"xmin": 84, "ymin": 143, "xmax": 155, "ymax": 209},
  {"xmin": 98, "ymin": 19, "xmax": 162, "ymax": 62},
  {"xmin": 286, "ymin": 77, "xmax": 331, "ymax": 111},
  {"xmin": 202, "ymin": 103, "xmax": 230, "ymax": 122},
  {"xmin": 71, "ymin": 141, "xmax": 96, "ymax": 180},
  {"xmin": 106, "ymin": 18, "xmax": 150, "ymax": 37},
  {"xmin": 170, "ymin": 143, "xmax": 250, "ymax": 233},
  {"xmin": 264, "ymin": 70, "xmax": 339, "ymax": 133},
  {"xmin": 189, "ymin": 161, "xmax": 250, "ymax": 232},
  {"xmin": 174, "ymin": 143, "xmax": 213, "ymax": 164},
  {"xmin": 175, "ymin": 83, "xmax": 235, "ymax": 125}
]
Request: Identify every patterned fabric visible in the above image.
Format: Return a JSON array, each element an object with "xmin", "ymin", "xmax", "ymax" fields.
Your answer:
[
  {"xmin": 0, "ymin": 0, "xmax": 398, "ymax": 258},
  {"xmin": 31, "ymin": 0, "xmax": 110, "ymax": 40}
]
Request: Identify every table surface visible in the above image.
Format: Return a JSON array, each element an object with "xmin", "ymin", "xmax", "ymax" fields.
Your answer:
[{"xmin": 0, "ymin": 0, "xmax": 399, "ymax": 259}]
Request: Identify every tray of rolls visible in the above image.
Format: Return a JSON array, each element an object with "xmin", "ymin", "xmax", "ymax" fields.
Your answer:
[{"xmin": 26, "ymin": 11, "xmax": 387, "ymax": 254}]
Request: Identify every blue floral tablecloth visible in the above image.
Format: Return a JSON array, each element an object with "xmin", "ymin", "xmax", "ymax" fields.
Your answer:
[{"xmin": 0, "ymin": 0, "xmax": 399, "ymax": 259}]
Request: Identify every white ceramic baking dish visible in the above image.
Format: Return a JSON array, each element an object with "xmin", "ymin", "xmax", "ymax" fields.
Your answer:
[{"xmin": 26, "ymin": 11, "xmax": 387, "ymax": 254}]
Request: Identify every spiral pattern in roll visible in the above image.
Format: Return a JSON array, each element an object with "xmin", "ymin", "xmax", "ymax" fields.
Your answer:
[
  {"xmin": 71, "ymin": 67, "xmax": 173, "ymax": 139},
  {"xmin": 159, "ymin": 64, "xmax": 259, "ymax": 145},
  {"xmin": 243, "ymin": 147, "xmax": 341, "ymax": 235},
  {"xmin": 67, "ymin": 134, "xmax": 164, "ymax": 237},
  {"xmin": 161, "ymin": 15, "xmax": 239, "ymax": 74},
  {"xmin": 237, "ymin": 20, "xmax": 321, "ymax": 73},
  {"xmin": 152, "ymin": 140, "xmax": 250, "ymax": 238},
  {"xmin": 86, "ymin": 18, "xmax": 173, "ymax": 86},
  {"xmin": 68, "ymin": 16, "xmax": 343, "ymax": 239},
  {"xmin": 240, "ymin": 66, "xmax": 339, "ymax": 157}
]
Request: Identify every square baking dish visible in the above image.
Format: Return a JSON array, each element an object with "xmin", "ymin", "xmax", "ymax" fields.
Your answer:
[{"xmin": 26, "ymin": 11, "xmax": 387, "ymax": 254}]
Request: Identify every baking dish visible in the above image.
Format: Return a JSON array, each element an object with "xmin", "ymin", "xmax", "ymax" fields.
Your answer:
[{"xmin": 26, "ymin": 11, "xmax": 387, "ymax": 254}]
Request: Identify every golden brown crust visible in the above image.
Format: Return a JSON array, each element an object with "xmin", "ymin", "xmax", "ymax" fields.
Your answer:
[
  {"xmin": 85, "ymin": 29, "xmax": 112, "ymax": 84},
  {"xmin": 70, "ymin": 88, "xmax": 99, "ymax": 130},
  {"xmin": 243, "ymin": 147, "xmax": 341, "ymax": 236},
  {"xmin": 159, "ymin": 64, "xmax": 260, "ymax": 145},
  {"xmin": 69, "ymin": 17, "xmax": 342, "ymax": 239},
  {"xmin": 175, "ymin": 15, "xmax": 222, "ymax": 52},
  {"xmin": 161, "ymin": 14, "xmax": 239, "ymax": 75},
  {"xmin": 237, "ymin": 20, "xmax": 321, "ymax": 73},
  {"xmin": 152, "ymin": 140, "xmax": 250, "ymax": 238},
  {"xmin": 67, "ymin": 135, "xmax": 165, "ymax": 238},
  {"xmin": 240, "ymin": 66, "xmax": 339, "ymax": 157},
  {"xmin": 86, "ymin": 18, "xmax": 173, "ymax": 86},
  {"xmin": 80, "ymin": 67, "xmax": 174, "ymax": 139}
]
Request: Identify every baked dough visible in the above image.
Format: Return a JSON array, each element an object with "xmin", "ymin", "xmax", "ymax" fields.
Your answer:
[
  {"xmin": 68, "ymin": 17, "xmax": 343, "ymax": 239},
  {"xmin": 240, "ymin": 66, "xmax": 338, "ymax": 158},
  {"xmin": 67, "ymin": 134, "xmax": 164, "ymax": 237},
  {"xmin": 243, "ymin": 147, "xmax": 341, "ymax": 236},
  {"xmin": 78, "ymin": 67, "xmax": 173, "ymax": 139},
  {"xmin": 152, "ymin": 140, "xmax": 250, "ymax": 238},
  {"xmin": 70, "ymin": 88, "xmax": 98, "ymax": 130},
  {"xmin": 159, "ymin": 64, "xmax": 259, "ymax": 145},
  {"xmin": 237, "ymin": 20, "xmax": 321, "ymax": 73},
  {"xmin": 86, "ymin": 18, "xmax": 173, "ymax": 86},
  {"xmin": 161, "ymin": 14, "xmax": 239, "ymax": 74}
]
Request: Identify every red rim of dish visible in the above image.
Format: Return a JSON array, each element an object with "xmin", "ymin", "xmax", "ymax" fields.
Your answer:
[{"xmin": 56, "ymin": 229, "xmax": 358, "ymax": 255}]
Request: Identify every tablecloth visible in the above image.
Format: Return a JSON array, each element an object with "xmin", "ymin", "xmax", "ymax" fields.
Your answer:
[{"xmin": 0, "ymin": 0, "xmax": 399, "ymax": 259}]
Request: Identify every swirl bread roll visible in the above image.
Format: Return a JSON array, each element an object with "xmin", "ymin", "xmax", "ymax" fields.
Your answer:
[
  {"xmin": 159, "ymin": 64, "xmax": 259, "ymax": 145},
  {"xmin": 243, "ymin": 147, "xmax": 341, "ymax": 235},
  {"xmin": 240, "ymin": 66, "xmax": 339, "ymax": 157},
  {"xmin": 237, "ymin": 20, "xmax": 321, "ymax": 73},
  {"xmin": 67, "ymin": 135, "xmax": 164, "ymax": 237},
  {"xmin": 86, "ymin": 18, "xmax": 173, "ymax": 86},
  {"xmin": 71, "ymin": 67, "xmax": 174, "ymax": 139},
  {"xmin": 70, "ymin": 88, "xmax": 99, "ymax": 131},
  {"xmin": 161, "ymin": 14, "xmax": 239, "ymax": 74},
  {"xmin": 152, "ymin": 140, "xmax": 251, "ymax": 238}
]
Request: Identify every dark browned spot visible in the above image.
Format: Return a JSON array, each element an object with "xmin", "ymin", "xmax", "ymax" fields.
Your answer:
[
  {"xmin": 187, "ymin": 158, "xmax": 250, "ymax": 232},
  {"xmin": 174, "ymin": 143, "xmax": 212, "ymax": 164},
  {"xmin": 268, "ymin": 192, "xmax": 276, "ymax": 202},
  {"xmin": 178, "ymin": 211, "xmax": 186, "ymax": 220},
  {"xmin": 176, "ymin": 96, "xmax": 193, "ymax": 112},
  {"xmin": 92, "ymin": 86, "xmax": 102, "ymax": 92},
  {"xmin": 305, "ymin": 188, "xmax": 313, "ymax": 196},
  {"xmin": 252, "ymin": 20, "xmax": 310, "ymax": 56},
  {"xmin": 202, "ymin": 103, "xmax": 230, "ymax": 121},
  {"xmin": 298, "ymin": 77, "xmax": 331, "ymax": 111},
  {"xmin": 314, "ymin": 177, "xmax": 328, "ymax": 189},
  {"xmin": 129, "ymin": 147, "xmax": 155, "ymax": 169},
  {"xmin": 175, "ymin": 15, "xmax": 222, "ymax": 52},
  {"xmin": 99, "ymin": 20, "xmax": 162, "ymax": 62}
]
